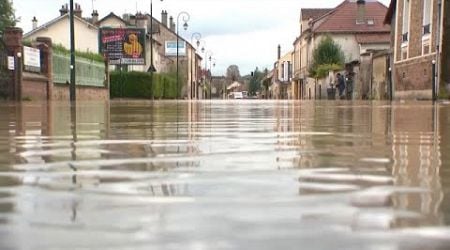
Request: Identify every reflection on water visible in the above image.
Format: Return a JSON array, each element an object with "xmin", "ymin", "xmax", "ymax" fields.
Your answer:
[{"xmin": 0, "ymin": 100, "xmax": 449, "ymax": 250}]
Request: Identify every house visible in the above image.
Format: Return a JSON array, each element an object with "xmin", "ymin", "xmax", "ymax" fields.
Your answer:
[
  {"xmin": 23, "ymin": 4, "xmax": 204, "ymax": 99},
  {"xmin": 384, "ymin": 0, "xmax": 448, "ymax": 99},
  {"xmin": 274, "ymin": 46, "xmax": 293, "ymax": 99},
  {"xmin": 292, "ymin": 0, "xmax": 391, "ymax": 100},
  {"xmin": 24, "ymin": 4, "xmax": 99, "ymax": 53}
]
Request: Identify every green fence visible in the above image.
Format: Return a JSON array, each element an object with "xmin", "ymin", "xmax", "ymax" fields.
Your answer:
[{"xmin": 53, "ymin": 52, "xmax": 106, "ymax": 87}]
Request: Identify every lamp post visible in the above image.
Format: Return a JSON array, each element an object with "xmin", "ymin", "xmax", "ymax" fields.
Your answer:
[
  {"xmin": 204, "ymin": 50, "xmax": 213, "ymax": 99},
  {"xmin": 190, "ymin": 32, "xmax": 201, "ymax": 100},
  {"xmin": 176, "ymin": 11, "xmax": 190, "ymax": 99},
  {"xmin": 69, "ymin": 0, "xmax": 76, "ymax": 103},
  {"xmin": 209, "ymin": 57, "xmax": 216, "ymax": 100},
  {"xmin": 148, "ymin": 0, "xmax": 163, "ymax": 100}
]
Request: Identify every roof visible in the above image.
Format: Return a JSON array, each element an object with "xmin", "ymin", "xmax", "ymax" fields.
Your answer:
[
  {"xmin": 312, "ymin": 0, "xmax": 390, "ymax": 34},
  {"xmin": 301, "ymin": 8, "xmax": 333, "ymax": 21},
  {"xmin": 355, "ymin": 33, "xmax": 390, "ymax": 44},
  {"xmin": 24, "ymin": 14, "xmax": 98, "ymax": 38},
  {"xmin": 97, "ymin": 12, "xmax": 129, "ymax": 26},
  {"xmin": 384, "ymin": 0, "xmax": 396, "ymax": 24}
]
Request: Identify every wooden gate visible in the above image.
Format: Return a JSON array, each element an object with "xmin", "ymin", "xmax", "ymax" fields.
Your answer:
[{"xmin": 0, "ymin": 40, "xmax": 13, "ymax": 99}]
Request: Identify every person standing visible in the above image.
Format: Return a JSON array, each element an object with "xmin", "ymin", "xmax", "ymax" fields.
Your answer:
[{"xmin": 336, "ymin": 73, "xmax": 345, "ymax": 98}]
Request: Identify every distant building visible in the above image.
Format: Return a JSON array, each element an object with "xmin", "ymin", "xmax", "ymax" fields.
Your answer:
[
  {"xmin": 272, "ymin": 46, "xmax": 293, "ymax": 99},
  {"xmin": 385, "ymin": 0, "xmax": 448, "ymax": 99},
  {"xmin": 292, "ymin": 0, "xmax": 391, "ymax": 100}
]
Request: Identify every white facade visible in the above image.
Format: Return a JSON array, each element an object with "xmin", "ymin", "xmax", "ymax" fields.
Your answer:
[{"xmin": 24, "ymin": 15, "xmax": 99, "ymax": 53}]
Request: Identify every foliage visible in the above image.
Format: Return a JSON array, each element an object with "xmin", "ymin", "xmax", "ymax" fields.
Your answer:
[
  {"xmin": 110, "ymin": 71, "xmax": 179, "ymax": 99},
  {"xmin": 249, "ymin": 67, "xmax": 265, "ymax": 95},
  {"xmin": 309, "ymin": 36, "xmax": 345, "ymax": 78},
  {"xmin": 53, "ymin": 44, "xmax": 105, "ymax": 63},
  {"xmin": 226, "ymin": 65, "xmax": 241, "ymax": 82},
  {"xmin": 0, "ymin": 0, "xmax": 16, "ymax": 33}
]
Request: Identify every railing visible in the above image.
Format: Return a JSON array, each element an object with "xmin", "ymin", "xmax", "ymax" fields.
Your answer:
[{"xmin": 53, "ymin": 52, "xmax": 105, "ymax": 88}]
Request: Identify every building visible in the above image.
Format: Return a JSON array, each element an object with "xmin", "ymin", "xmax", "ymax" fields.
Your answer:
[
  {"xmin": 384, "ymin": 0, "xmax": 448, "ymax": 99},
  {"xmin": 292, "ymin": 0, "xmax": 391, "ymax": 100},
  {"xmin": 273, "ymin": 46, "xmax": 293, "ymax": 99},
  {"xmin": 24, "ymin": 4, "xmax": 99, "ymax": 53},
  {"xmin": 23, "ymin": 4, "xmax": 203, "ymax": 99}
]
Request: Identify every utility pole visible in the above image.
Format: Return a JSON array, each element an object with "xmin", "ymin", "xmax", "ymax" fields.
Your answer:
[{"xmin": 69, "ymin": 0, "xmax": 76, "ymax": 103}]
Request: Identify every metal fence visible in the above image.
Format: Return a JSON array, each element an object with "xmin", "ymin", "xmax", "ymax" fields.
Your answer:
[{"xmin": 53, "ymin": 52, "xmax": 105, "ymax": 87}]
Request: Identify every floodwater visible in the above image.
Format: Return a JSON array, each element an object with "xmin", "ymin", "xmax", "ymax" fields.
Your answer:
[{"xmin": 0, "ymin": 100, "xmax": 449, "ymax": 250}]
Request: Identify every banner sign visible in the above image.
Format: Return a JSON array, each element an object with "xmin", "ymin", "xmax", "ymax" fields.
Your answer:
[
  {"xmin": 99, "ymin": 28, "xmax": 146, "ymax": 65},
  {"xmin": 165, "ymin": 41, "xmax": 186, "ymax": 56},
  {"xmin": 24, "ymin": 46, "xmax": 41, "ymax": 72}
]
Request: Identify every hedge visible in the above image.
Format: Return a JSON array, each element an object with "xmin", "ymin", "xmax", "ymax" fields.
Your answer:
[{"xmin": 110, "ymin": 71, "xmax": 179, "ymax": 99}]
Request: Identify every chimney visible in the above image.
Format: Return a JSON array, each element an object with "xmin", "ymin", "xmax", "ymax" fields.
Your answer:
[
  {"xmin": 356, "ymin": 0, "xmax": 366, "ymax": 24},
  {"xmin": 136, "ymin": 12, "xmax": 148, "ymax": 31},
  {"xmin": 32, "ymin": 16, "xmax": 38, "ymax": 30},
  {"xmin": 59, "ymin": 4, "xmax": 68, "ymax": 16},
  {"xmin": 169, "ymin": 16, "xmax": 175, "ymax": 31},
  {"xmin": 91, "ymin": 10, "xmax": 99, "ymax": 24},
  {"xmin": 74, "ymin": 3, "xmax": 82, "ymax": 18},
  {"xmin": 277, "ymin": 45, "xmax": 281, "ymax": 60},
  {"xmin": 161, "ymin": 10, "xmax": 168, "ymax": 27}
]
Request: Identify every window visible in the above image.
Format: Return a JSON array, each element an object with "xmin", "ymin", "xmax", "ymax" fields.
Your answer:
[
  {"xmin": 367, "ymin": 19, "xmax": 375, "ymax": 25},
  {"xmin": 423, "ymin": 43, "xmax": 430, "ymax": 55},
  {"xmin": 402, "ymin": 0, "xmax": 410, "ymax": 42},
  {"xmin": 423, "ymin": 0, "xmax": 432, "ymax": 35}
]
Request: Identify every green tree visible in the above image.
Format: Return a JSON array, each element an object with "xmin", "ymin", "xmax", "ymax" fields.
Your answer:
[
  {"xmin": 249, "ymin": 67, "xmax": 264, "ymax": 95},
  {"xmin": 309, "ymin": 36, "xmax": 345, "ymax": 78},
  {"xmin": 0, "ymin": 0, "xmax": 17, "ymax": 33}
]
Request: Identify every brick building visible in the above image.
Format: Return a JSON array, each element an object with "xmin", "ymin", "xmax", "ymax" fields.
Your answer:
[
  {"xmin": 385, "ymin": 0, "xmax": 448, "ymax": 99},
  {"xmin": 292, "ymin": 0, "xmax": 391, "ymax": 100}
]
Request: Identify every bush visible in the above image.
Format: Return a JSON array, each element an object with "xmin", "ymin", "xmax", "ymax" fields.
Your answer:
[{"xmin": 110, "ymin": 71, "xmax": 179, "ymax": 99}]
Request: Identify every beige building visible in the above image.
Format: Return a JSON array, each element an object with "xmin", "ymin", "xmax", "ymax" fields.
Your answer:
[
  {"xmin": 292, "ymin": 0, "xmax": 391, "ymax": 100},
  {"xmin": 24, "ymin": 4, "xmax": 99, "ymax": 53},
  {"xmin": 272, "ymin": 47, "xmax": 293, "ymax": 99},
  {"xmin": 24, "ymin": 4, "xmax": 203, "ymax": 99}
]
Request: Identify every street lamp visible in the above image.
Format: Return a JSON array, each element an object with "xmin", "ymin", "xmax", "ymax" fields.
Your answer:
[
  {"xmin": 190, "ymin": 32, "xmax": 201, "ymax": 100},
  {"xmin": 148, "ymin": 0, "xmax": 163, "ymax": 73},
  {"xmin": 204, "ymin": 50, "xmax": 213, "ymax": 99},
  {"xmin": 209, "ymin": 57, "xmax": 216, "ymax": 100},
  {"xmin": 176, "ymin": 11, "xmax": 190, "ymax": 99},
  {"xmin": 148, "ymin": 0, "xmax": 164, "ymax": 100}
]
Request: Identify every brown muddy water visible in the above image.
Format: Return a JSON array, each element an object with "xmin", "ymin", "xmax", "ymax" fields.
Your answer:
[{"xmin": 0, "ymin": 100, "xmax": 449, "ymax": 250}]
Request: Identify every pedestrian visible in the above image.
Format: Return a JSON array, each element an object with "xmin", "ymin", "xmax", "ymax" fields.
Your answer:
[{"xmin": 336, "ymin": 73, "xmax": 345, "ymax": 98}]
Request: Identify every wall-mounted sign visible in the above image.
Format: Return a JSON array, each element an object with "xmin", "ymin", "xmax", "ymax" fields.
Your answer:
[
  {"xmin": 165, "ymin": 41, "xmax": 186, "ymax": 57},
  {"xmin": 99, "ymin": 28, "xmax": 146, "ymax": 65},
  {"xmin": 7, "ymin": 56, "xmax": 14, "ymax": 71},
  {"xmin": 24, "ymin": 46, "xmax": 41, "ymax": 72}
]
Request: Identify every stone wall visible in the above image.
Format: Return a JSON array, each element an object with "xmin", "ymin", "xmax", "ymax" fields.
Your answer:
[
  {"xmin": 22, "ymin": 72, "xmax": 48, "ymax": 100},
  {"xmin": 52, "ymin": 84, "xmax": 109, "ymax": 101},
  {"xmin": 394, "ymin": 54, "xmax": 434, "ymax": 99}
]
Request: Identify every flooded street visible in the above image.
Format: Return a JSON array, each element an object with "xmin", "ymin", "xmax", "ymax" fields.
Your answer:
[{"xmin": 0, "ymin": 100, "xmax": 450, "ymax": 250}]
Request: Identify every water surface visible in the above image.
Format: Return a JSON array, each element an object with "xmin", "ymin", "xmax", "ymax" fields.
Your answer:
[{"xmin": 0, "ymin": 100, "xmax": 449, "ymax": 250}]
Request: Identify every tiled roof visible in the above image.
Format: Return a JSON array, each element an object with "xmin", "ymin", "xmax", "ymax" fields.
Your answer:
[
  {"xmin": 355, "ymin": 33, "xmax": 390, "ymax": 43},
  {"xmin": 384, "ymin": 0, "xmax": 396, "ymax": 24},
  {"xmin": 301, "ymin": 8, "xmax": 333, "ymax": 21},
  {"xmin": 312, "ymin": 0, "xmax": 390, "ymax": 33}
]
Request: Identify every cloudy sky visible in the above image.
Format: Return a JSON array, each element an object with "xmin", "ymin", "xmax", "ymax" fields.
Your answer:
[{"xmin": 15, "ymin": 0, "xmax": 390, "ymax": 76}]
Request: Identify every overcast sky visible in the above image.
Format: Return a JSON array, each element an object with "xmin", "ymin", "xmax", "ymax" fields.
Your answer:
[{"xmin": 15, "ymin": 0, "xmax": 390, "ymax": 76}]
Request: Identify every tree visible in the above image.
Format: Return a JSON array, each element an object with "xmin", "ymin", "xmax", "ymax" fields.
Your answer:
[
  {"xmin": 0, "ymin": 0, "xmax": 17, "ymax": 33},
  {"xmin": 249, "ymin": 67, "xmax": 264, "ymax": 95},
  {"xmin": 309, "ymin": 36, "xmax": 345, "ymax": 79},
  {"xmin": 226, "ymin": 65, "xmax": 241, "ymax": 82}
]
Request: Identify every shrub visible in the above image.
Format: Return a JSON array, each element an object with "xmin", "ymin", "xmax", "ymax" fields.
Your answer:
[{"xmin": 110, "ymin": 71, "xmax": 179, "ymax": 99}]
